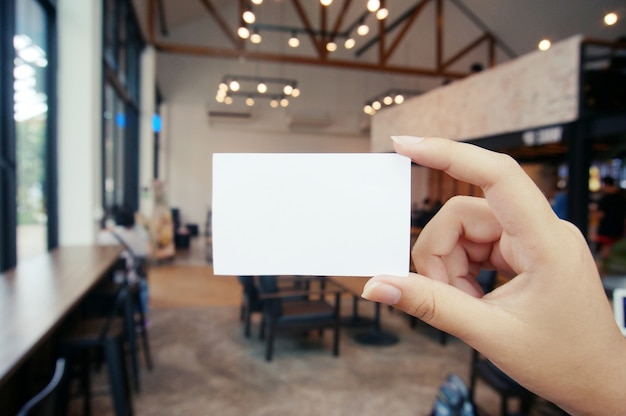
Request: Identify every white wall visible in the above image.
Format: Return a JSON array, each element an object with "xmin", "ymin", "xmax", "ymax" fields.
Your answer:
[
  {"xmin": 57, "ymin": 0, "xmax": 102, "ymax": 245},
  {"xmin": 163, "ymin": 102, "xmax": 371, "ymax": 227},
  {"xmin": 372, "ymin": 35, "xmax": 582, "ymax": 151}
]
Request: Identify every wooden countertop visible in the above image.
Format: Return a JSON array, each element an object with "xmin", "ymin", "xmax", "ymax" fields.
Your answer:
[{"xmin": 0, "ymin": 245, "xmax": 123, "ymax": 384}]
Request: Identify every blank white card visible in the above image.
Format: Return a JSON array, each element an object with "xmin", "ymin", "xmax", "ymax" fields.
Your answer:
[{"xmin": 212, "ymin": 153, "xmax": 410, "ymax": 277}]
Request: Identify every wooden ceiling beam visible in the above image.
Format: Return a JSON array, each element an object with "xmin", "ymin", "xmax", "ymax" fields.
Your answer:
[
  {"xmin": 382, "ymin": 0, "xmax": 430, "ymax": 63},
  {"xmin": 147, "ymin": 0, "xmax": 156, "ymax": 45},
  {"xmin": 441, "ymin": 32, "xmax": 490, "ymax": 70},
  {"xmin": 329, "ymin": 0, "xmax": 353, "ymax": 43},
  {"xmin": 291, "ymin": 0, "xmax": 325, "ymax": 58},
  {"xmin": 198, "ymin": 0, "xmax": 243, "ymax": 50},
  {"xmin": 155, "ymin": 40, "xmax": 468, "ymax": 78},
  {"xmin": 436, "ymin": 0, "xmax": 443, "ymax": 69}
]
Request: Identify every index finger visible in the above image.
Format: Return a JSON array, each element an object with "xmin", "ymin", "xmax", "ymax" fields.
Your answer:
[{"xmin": 391, "ymin": 136, "xmax": 557, "ymax": 239}]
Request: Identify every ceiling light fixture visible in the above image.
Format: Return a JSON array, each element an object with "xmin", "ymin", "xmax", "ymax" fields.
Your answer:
[
  {"xmin": 216, "ymin": 75, "xmax": 301, "ymax": 107},
  {"xmin": 363, "ymin": 89, "xmax": 421, "ymax": 115},
  {"xmin": 320, "ymin": 0, "xmax": 333, "ymax": 6},
  {"xmin": 288, "ymin": 32, "xmax": 300, "ymax": 48},
  {"xmin": 604, "ymin": 12, "xmax": 618, "ymax": 26},
  {"xmin": 344, "ymin": 37, "xmax": 356, "ymax": 49},
  {"xmin": 538, "ymin": 39, "xmax": 551, "ymax": 51},
  {"xmin": 376, "ymin": 7, "xmax": 389, "ymax": 20},
  {"xmin": 251, "ymin": 0, "xmax": 263, "ymax": 4},
  {"xmin": 237, "ymin": 26, "xmax": 250, "ymax": 39},
  {"xmin": 367, "ymin": 0, "xmax": 380, "ymax": 12},
  {"xmin": 250, "ymin": 31, "xmax": 262, "ymax": 44},
  {"xmin": 242, "ymin": 10, "xmax": 256, "ymax": 24},
  {"xmin": 326, "ymin": 41, "xmax": 337, "ymax": 52},
  {"xmin": 357, "ymin": 22, "xmax": 369, "ymax": 36},
  {"xmin": 229, "ymin": 80, "xmax": 240, "ymax": 91}
]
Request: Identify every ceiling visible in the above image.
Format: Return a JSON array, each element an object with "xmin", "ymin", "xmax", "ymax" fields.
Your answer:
[
  {"xmin": 133, "ymin": 0, "xmax": 626, "ymax": 79},
  {"xmin": 132, "ymin": 0, "xmax": 626, "ymax": 162}
]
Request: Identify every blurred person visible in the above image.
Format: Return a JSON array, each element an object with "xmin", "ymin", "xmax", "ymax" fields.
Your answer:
[
  {"xmin": 98, "ymin": 205, "xmax": 151, "ymax": 315},
  {"xmin": 593, "ymin": 176, "xmax": 626, "ymax": 262}
]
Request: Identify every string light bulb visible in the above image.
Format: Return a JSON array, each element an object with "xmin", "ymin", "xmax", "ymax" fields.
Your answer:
[
  {"xmin": 326, "ymin": 41, "xmax": 337, "ymax": 52},
  {"xmin": 242, "ymin": 10, "xmax": 256, "ymax": 24},
  {"xmin": 538, "ymin": 39, "xmax": 551, "ymax": 51},
  {"xmin": 229, "ymin": 80, "xmax": 240, "ymax": 91},
  {"xmin": 250, "ymin": 31, "xmax": 262, "ymax": 44},
  {"xmin": 344, "ymin": 37, "xmax": 355, "ymax": 49},
  {"xmin": 357, "ymin": 22, "xmax": 369, "ymax": 36},
  {"xmin": 257, "ymin": 82, "xmax": 267, "ymax": 93},
  {"xmin": 288, "ymin": 32, "xmax": 300, "ymax": 48},
  {"xmin": 251, "ymin": 0, "xmax": 263, "ymax": 4},
  {"xmin": 320, "ymin": 0, "xmax": 333, "ymax": 6},
  {"xmin": 376, "ymin": 7, "xmax": 389, "ymax": 20},
  {"xmin": 367, "ymin": 0, "xmax": 380, "ymax": 12},
  {"xmin": 283, "ymin": 84, "xmax": 294, "ymax": 95},
  {"xmin": 237, "ymin": 26, "xmax": 250, "ymax": 39},
  {"xmin": 604, "ymin": 12, "xmax": 618, "ymax": 26},
  {"xmin": 245, "ymin": 97, "xmax": 255, "ymax": 106}
]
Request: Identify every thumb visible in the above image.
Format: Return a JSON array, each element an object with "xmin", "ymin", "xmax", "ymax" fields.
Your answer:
[{"xmin": 362, "ymin": 273, "xmax": 501, "ymax": 347}]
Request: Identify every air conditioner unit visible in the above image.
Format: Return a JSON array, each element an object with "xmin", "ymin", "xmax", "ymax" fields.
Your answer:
[{"xmin": 207, "ymin": 111, "xmax": 252, "ymax": 122}]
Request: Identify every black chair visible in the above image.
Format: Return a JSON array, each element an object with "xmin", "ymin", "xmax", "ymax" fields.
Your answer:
[
  {"xmin": 57, "ymin": 285, "xmax": 134, "ymax": 416},
  {"xmin": 238, "ymin": 276, "xmax": 264, "ymax": 338},
  {"xmin": 238, "ymin": 275, "xmax": 311, "ymax": 338},
  {"xmin": 95, "ymin": 235, "xmax": 153, "ymax": 393},
  {"xmin": 16, "ymin": 358, "xmax": 66, "ymax": 416},
  {"xmin": 469, "ymin": 349, "xmax": 534, "ymax": 416},
  {"xmin": 257, "ymin": 276, "xmax": 342, "ymax": 361}
]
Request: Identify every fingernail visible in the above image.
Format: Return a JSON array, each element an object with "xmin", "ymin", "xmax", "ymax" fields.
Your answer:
[
  {"xmin": 391, "ymin": 135, "xmax": 424, "ymax": 145},
  {"xmin": 362, "ymin": 281, "xmax": 402, "ymax": 305}
]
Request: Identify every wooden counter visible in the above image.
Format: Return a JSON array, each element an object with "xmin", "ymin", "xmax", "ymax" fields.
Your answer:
[{"xmin": 0, "ymin": 245, "xmax": 123, "ymax": 384}]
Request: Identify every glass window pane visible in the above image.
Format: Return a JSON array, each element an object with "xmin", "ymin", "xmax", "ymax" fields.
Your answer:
[{"xmin": 15, "ymin": 0, "xmax": 49, "ymax": 261}]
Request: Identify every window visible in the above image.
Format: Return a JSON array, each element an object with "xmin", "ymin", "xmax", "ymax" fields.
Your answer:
[
  {"xmin": 0, "ymin": 0, "xmax": 56, "ymax": 271},
  {"xmin": 102, "ymin": 0, "xmax": 143, "ymax": 216}
]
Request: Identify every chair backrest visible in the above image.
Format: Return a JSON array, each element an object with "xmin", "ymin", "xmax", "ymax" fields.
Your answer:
[
  {"xmin": 238, "ymin": 276, "xmax": 260, "ymax": 305},
  {"xmin": 257, "ymin": 276, "xmax": 282, "ymax": 317},
  {"xmin": 16, "ymin": 358, "xmax": 66, "ymax": 416},
  {"xmin": 99, "ymin": 285, "xmax": 129, "ymax": 340}
]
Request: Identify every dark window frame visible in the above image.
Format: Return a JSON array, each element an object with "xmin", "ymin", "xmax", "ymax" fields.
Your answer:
[
  {"xmin": 0, "ymin": 0, "xmax": 57, "ymax": 272},
  {"xmin": 101, "ymin": 0, "xmax": 144, "ymax": 215}
]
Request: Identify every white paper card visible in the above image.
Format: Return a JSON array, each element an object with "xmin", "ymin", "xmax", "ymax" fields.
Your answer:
[{"xmin": 212, "ymin": 153, "xmax": 410, "ymax": 276}]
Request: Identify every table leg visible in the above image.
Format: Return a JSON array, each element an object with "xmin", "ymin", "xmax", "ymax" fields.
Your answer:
[{"xmin": 353, "ymin": 302, "xmax": 399, "ymax": 346}]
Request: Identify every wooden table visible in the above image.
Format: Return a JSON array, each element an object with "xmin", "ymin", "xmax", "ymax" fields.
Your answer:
[
  {"xmin": 330, "ymin": 276, "xmax": 399, "ymax": 346},
  {"xmin": 0, "ymin": 245, "xmax": 123, "ymax": 384}
]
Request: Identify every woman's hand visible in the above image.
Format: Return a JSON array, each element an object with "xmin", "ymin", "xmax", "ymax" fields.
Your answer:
[{"xmin": 362, "ymin": 136, "xmax": 626, "ymax": 415}]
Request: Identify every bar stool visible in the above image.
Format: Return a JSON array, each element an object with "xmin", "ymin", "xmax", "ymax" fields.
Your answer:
[{"xmin": 57, "ymin": 286, "xmax": 134, "ymax": 416}]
